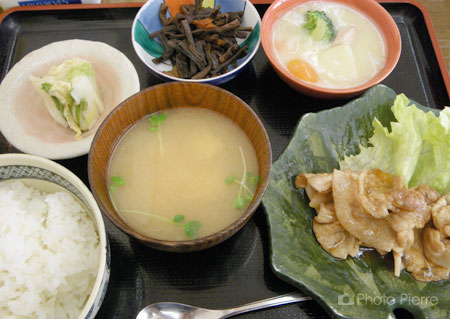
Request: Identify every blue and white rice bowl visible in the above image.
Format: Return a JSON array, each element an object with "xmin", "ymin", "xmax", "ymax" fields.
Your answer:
[
  {"xmin": 0, "ymin": 153, "xmax": 110, "ymax": 319},
  {"xmin": 132, "ymin": 0, "xmax": 261, "ymax": 85}
]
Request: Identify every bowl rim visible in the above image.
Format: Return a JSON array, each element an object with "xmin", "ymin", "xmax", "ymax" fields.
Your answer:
[
  {"xmin": 131, "ymin": 0, "xmax": 262, "ymax": 83},
  {"xmin": 88, "ymin": 81, "xmax": 272, "ymax": 251},
  {"xmin": 0, "ymin": 153, "xmax": 109, "ymax": 319},
  {"xmin": 260, "ymin": 0, "xmax": 402, "ymax": 96}
]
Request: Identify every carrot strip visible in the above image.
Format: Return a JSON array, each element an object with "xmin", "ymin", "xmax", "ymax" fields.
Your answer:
[
  {"xmin": 165, "ymin": 0, "xmax": 194, "ymax": 16},
  {"xmin": 193, "ymin": 18, "xmax": 216, "ymax": 29}
]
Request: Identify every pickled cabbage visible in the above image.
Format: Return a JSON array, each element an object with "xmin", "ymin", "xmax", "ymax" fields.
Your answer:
[{"xmin": 30, "ymin": 58, "xmax": 104, "ymax": 138}]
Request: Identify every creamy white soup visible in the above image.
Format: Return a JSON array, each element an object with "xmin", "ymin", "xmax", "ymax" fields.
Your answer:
[{"xmin": 272, "ymin": 1, "xmax": 386, "ymax": 89}]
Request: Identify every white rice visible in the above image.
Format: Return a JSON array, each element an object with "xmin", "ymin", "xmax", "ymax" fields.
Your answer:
[{"xmin": 0, "ymin": 181, "xmax": 100, "ymax": 319}]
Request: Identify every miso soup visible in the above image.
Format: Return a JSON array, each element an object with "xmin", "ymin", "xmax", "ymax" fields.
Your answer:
[
  {"xmin": 272, "ymin": 1, "xmax": 386, "ymax": 89},
  {"xmin": 108, "ymin": 107, "xmax": 259, "ymax": 241}
]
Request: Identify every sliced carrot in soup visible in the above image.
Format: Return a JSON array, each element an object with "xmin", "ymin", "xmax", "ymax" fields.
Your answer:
[{"xmin": 287, "ymin": 59, "xmax": 319, "ymax": 83}]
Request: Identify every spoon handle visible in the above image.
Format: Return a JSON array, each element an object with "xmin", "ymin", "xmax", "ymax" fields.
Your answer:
[{"xmin": 218, "ymin": 291, "xmax": 312, "ymax": 318}]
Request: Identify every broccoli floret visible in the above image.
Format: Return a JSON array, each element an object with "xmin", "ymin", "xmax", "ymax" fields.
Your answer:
[{"xmin": 303, "ymin": 11, "xmax": 335, "ymax": 43}]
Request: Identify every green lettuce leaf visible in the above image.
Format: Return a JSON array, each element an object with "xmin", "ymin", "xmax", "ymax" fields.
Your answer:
[
  {"xmin": 409, "ymin": 107, "xmax": 450, "ymax": 193},
  {"xmin": 340, "ymin": 93, "xmax": 450, "ymax": 193}
]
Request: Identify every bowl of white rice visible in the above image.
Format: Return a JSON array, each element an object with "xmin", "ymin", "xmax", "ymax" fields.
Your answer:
[{"xmin": 0, "ymin": 153, "xmax": 109, "ymax": 319}]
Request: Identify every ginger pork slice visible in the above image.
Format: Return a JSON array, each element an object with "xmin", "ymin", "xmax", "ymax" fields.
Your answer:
[
  {"xmin": 313, "ymin": 202, "xmax": 360, "ymax": 259},
  {"xmin": 403, "ymin": 228, "xmax": 450, "ymax": 282},
  {"xmin": 356, "ymin": 169, "xmax": 402, "ymax": 219},
  {"xmin": 415, "ymin": 184, "xmax": 441, "ymax": 205},
  {"xmin": 422, "ymin": 195, "xmax": 450, "ymax": 268},
  {"xmin": 296, "ymin": 173, "xmax": 333, "ymax": 209},
  {"xmin": 315, "ymin": 202, "xmax": 337, "ymax": 224},
  {"xmin": 313, "ymin": 221, "xmax": 360, "ymax": 259},
  {"xmin": 431, "ymin": 195, "xmax": 450, "ymax": 238},
  {"xmin": 296, "ymin": 173, "xmax": 332, "ymax": 193},
  {"xmin": 388, "ymin": 188, "xmax": 431, "ymax": 252},
  {"xmin": 384, "ymin": 181, "xmax": 433, "ymax": 276},
  {"xmin": 423, "ymin": 228, "xmax": 450, "ymax": 268},
  {"xmin": 332, "ymin": 169, "xmax": 396, "ymax": 252},
  {"xmin": 296, "ymin": 173, "xmax": 360, "ymax": 258}
]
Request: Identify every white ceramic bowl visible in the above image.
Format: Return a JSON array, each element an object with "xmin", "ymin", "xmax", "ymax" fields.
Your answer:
[
  {"xmin": 0, "ymin": 153, "xmax": 110, "ymax": 319},
  {"xmin": 132, "ymin": 0, "xmax": 261, "ymax": 85}
]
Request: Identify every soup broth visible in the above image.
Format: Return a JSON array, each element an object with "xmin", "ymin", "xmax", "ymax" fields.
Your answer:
[
  {"xmin": 272, "ymin": 1, "xmax": 386, "ymax": 89},
  {"xmin": 108, "ymin": 107, "xmax": 259, "ymax": 241}
]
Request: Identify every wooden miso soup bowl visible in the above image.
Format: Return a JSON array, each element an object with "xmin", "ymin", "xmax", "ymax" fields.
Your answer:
[{"xmin": 88, "ymin": 82, "xmax": 272, "ymax": 252}]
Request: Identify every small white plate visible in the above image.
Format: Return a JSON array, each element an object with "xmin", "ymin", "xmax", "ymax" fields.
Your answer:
[{"xmin": 0, "ymin": 39, "xmax": 140, "ymax": 159}]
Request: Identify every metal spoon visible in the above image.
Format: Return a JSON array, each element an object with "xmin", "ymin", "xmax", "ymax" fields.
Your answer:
[{"xmin": 136, "ymin": 291, "xmax": 312, "ymax": 319}]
